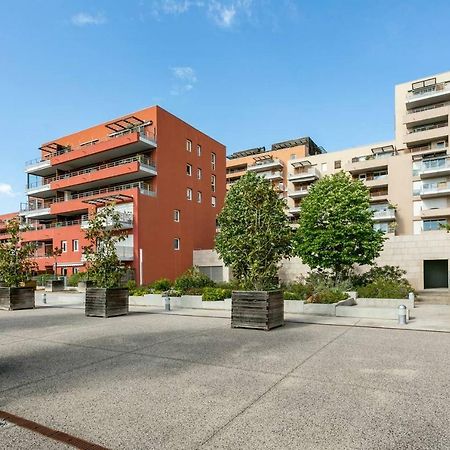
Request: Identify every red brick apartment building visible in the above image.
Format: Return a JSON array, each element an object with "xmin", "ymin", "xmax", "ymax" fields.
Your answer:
[{"xmin": 0, "ymin": 106, "xmax": 225, "ymax": 285}]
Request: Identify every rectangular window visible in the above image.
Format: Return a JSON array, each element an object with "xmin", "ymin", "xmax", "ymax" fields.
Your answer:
[
  {"xmin": 211, "ymin": 152, "xmax": 216, "ymax": 170},
  {"xmin": 174, "ymin": 209, "xmax": 180, "ymax": 222},
  {"xmin": 61, "ymin": 241, "xmax": 67, "ymax": 253},
  {"xmin": 197, "ymin": 191, "xmax": 202, "ymax": 203},
  {"xmin": 211, "ymin": 196, "xmax": 216, "ymax": 207},
  {"xmin": 174, "ymin": 238, "xmax": 180, "ymax": 250},
  {"xmin": 73, "ymin": 267, "xmax": 79, "ymax": 275},
  {"xmin": 423, "ymin": 219, "xmax": 446, "ymax": 231},
  {"xmin": 321, "ymin": 162, "xmax": 328, "ymax": 172},
  {"xmin": 334, "ymin": 160, "xmax": 341, "ymax": 169},
  {"xmin": 197, "ymin": 145, "xmax": 202, "ymax": 156},
  {"xmin": 211, "ymin": 174, "xmax": 216, "ymax": 192},
  {"xmin": 72, "ymin": 239, "xmax": 79, "ymax": 252},
  {"xmin": 186, "ymin": 139, "xmax": 192, "ymax": 152},
  {"xmin": 62, "ymin": 268, "xmax": 68, "ymax": 276},
  {"xmin": 197, "ymin": 168, "xmax": 202, "ymax": 180},
  {"xmin": 187, "ymin": 188, "xmax": 192, "ymax": 201},
  {"xmin": 186, "ymin": 163, "xmax": 192, "ymax": 176}
]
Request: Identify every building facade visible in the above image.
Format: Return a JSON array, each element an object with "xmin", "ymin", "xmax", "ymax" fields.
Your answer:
[
  {"xmin": 0, "ymin": 106, "xmax": 225, "ymax": 285},
  {"xmin": 196, "ymin": 71, "xmax": 450, "ymax": 290}
]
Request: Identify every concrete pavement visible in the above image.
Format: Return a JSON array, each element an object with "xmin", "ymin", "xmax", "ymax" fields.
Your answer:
[{"xmin": 1, "ymin": 306, "xmax": 449, "ymax": 449}]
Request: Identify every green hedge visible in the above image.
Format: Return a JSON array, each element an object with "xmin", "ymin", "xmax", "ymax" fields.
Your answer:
[
  {"xmin": 202, "ymin": 287, "xmax": 232, "ymax": 301},
  {"xmin": 357, "ymin": 280, "xmax": 411, "ymax": 299}
]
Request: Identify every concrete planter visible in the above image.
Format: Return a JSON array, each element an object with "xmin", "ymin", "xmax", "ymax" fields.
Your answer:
[
  {"xmin": 302, "ymin": 298, "xmax": 355, "ymax": 316},
  {"xmin": 337, "ymin": 305, "xmax": 410, "ymax": 320},
  {"xmin": 45, "ymin": 279, "xmax": 65, "ymax": 292},
  {"xmin": 180, "ymin": 295, "xmax": 204, "ymax": 308},
  {"xmin": 77, "ymin": 281, "xmax": 95, "ymax": 292},
  {"xmin": 356, "ymin": 297, "xmax": 414, "ymax": 309},
  {"xmin": 232, "ymin": 290, "xmax": 284, "ymax": 331},
  {"xmin": 201, "ymin": 298, "xmax": 231, "ymax": 310},
  {"xmin": 0, "ymin": 287, "xmax": 35, "ymax": 311},
  {"xmin": 284, "ymin": 300, "xmax": 305, "ymax": 314},
  {"xmin": 85, "ymin": 288, "xmax": 129, "ymax": 318},
  {"xmin": 130, "ymin": 293, "xmax": 164, "ymax": 306}
]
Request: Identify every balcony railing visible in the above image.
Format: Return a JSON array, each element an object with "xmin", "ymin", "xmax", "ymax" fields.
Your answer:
[
  {"xmin": 407, "ymin": 102, "xmax": 449, "ymax": 114},
  {"xmin": 25, "ymin": 128, "xmax": 157, "ymax": 168},
  {"xmin": 372, "ymin": 209, "xmax": 396, "ymax": 220},
  {"xmin": 408, "ymin": 122, "xmax": 448, "ymax": 134},
  {"xmin": 27, "ymin": 219, "xmax": 82, "ymax": 231},
  {"xmin": 407, "ymin": 82, "xmax": 450, "ymax": 99},
  {"xmin": 421, "ymin": 183, "xmax": 450, "ymax": 196},
  {"xmin": 81, "ymin": 213, "xmax": 133, "ymax": 229}
]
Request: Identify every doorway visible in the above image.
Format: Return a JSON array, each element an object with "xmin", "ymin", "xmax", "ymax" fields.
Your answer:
[{"xmin": 423, "ymin": 260, "xmax": 448, "ymax": 289}]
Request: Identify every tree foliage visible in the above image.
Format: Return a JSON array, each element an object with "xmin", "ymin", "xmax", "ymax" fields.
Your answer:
[
  {"xmin": 293, "ymin": 172, "xmax": 385, "ymax": 280},
  {"xmin": 83, "ymin": 204, "xmax": 126, "ymax": 288},
  {"xmin": 0, "ymin": 217, "xmax": 37, "ymax": 287},
  {"xmin": 215, "ymin": 172, "xmax": 293, "ymax": 290}
]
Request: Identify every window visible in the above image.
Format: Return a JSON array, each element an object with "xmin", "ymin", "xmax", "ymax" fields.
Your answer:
[
  {"xmin": 61, "ymin": 241, "xmax": 67, "ymax": 253},
  {"xmin": 211, "ymin": 174, "xmax": 216, "ymax": 192},
  {"xmin": 174, "ymin": 238, "xmax": 180, "ymax": 250},
  {"xmin": 186, "ymin": 164, "xmax": 192, "ymax": 176},
  {"xmin": 423, "ymin": 219, "xmax": 446, "ymax": 231},
  {"xmin": 187, "ymin": 188, "xmax": 192, "ymax": 200},
  {"xmin": 72, "ymin": 239, "xmax": 79, "ymax": 252},
  {"xmin": 211, "ymin": 152, "xmax": 216, "ymax": 170},
  {"xmin": 197, "ymin": 145, "xmax": 202, "ymax": 156},
  {"xmin": 174, "ymin": 209, "xmax": 180, "ymax": 222},
  {"xmin": 197, "ymin": 191, "xmax": 202, "ymax": 203},
  {"xmin": 186, "ymin": 139, "xmax": 192, "ymax": 152},
  {"xmin": 321, "ymin": 162, "xmax": 328, "ymax": 172},
  {"xmin": 62, "ymin": 268, "xmax": 68, "ymax": 276},
  {"xmin": 211, "ymin": 196, "xmax": 216, "ymax": 207},
  {"xmin": 197, "ymin": 168, "xmax": 202, "ymax": 180},
  {"xmin": 290, "ymin": 154, "xmax": 297, "ymax": 160},
  {"xmin": 73, "ymin": 267, "xmax": 79, "ymax": 275},
  {"xmin": 334, "ymin": 160, "xmax": 341, "ymax": 169}
]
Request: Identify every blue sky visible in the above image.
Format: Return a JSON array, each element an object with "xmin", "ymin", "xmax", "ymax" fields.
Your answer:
[{"xmin": 1, "ymin": 0, "xmax": 450, "ymax": 213}]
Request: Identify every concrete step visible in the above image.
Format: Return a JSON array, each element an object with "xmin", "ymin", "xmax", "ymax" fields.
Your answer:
[{"xmin": 416, "ymin": 290, "xmax": 450, "ymax": 305}]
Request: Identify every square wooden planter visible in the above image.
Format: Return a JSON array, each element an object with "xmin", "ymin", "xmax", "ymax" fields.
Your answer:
[
  {"xmin": 85, "ymin": 288, "xmax": 129, "ymax": 318},
  {"xmin": 0, "ymin": 287, "xmax": 35, "ymax": 311},
  {"xmin": 231, "ymin": 290, "xmax": 284, "ymax": 331}
]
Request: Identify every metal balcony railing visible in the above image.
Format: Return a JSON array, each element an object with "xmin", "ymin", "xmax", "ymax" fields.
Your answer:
[
  {"xmin": 407, "ymin": 82, "xmax": 450, "ymax": 99},
  {"xmin": 407, "ymin": 102, "xmax": 450, "ymax": 114},
  {"xmin": 421, "ymin": 183, "xmax": 450, "ymax": 195},
  {"xmin": 408, "ymin": 122, "xmax": 448, "ymax": 134}
]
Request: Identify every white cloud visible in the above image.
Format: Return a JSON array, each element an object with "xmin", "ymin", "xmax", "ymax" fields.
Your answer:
[
  {"xmin": 0, "ymin": 183, "xmax": 16, "ymax": 197},
  {"xmin": 170, "ymin": 66, "xmax": 198, "ymax": 95},
  {"xmin": 71, "ymin": 12, "xmax": 107, "ymax": 27}
]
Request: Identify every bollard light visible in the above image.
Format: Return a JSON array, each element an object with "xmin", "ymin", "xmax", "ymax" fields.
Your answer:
[
  {"xmin": 43, "ymin": 293, "xmax": 47, "ymax": 304},
  {"xmin": 398, "ymin": 304, "xmax": 407, "ymax": 325},
  {"xmin": 164, "ymin": 293, "xmax": 171, "ymax": 311}
]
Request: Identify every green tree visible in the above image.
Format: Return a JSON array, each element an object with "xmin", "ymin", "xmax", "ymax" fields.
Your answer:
[
  {"xmin": 293, "ymin": 171, "xmax": 385, "ymax": 281},
  {"xmin": 215, "ymin": 172, "xmax": 293, "ymax": 290},
  {"xmin": 0, "ymin": 217, "xmax": 37, "ymax": 287},
  {"xmin": 83, "ymin": 205, "xmax": 126, "ymax": 288}
]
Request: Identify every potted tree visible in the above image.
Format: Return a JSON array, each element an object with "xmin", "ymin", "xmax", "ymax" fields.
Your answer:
[
  {"xmin": 0, "ymin": 217, "xmax": 37, "ymax": 310},
  {"xmin": 83, "ymin": 205, "xmax": 129, "ymax": 318},
  {"xmin": 215, "ymin": 172, "xmax": 292, "ymax": 330}
]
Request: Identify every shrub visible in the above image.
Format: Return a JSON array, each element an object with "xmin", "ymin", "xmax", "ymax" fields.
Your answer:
[
  {"xmin": 283, "ymin": 291, "xmax": 303, "ymax": 301},
  {"xmin": 150, "ymin": 278, "xmax": 172, "ymax": 292},
  {"xmin": 174, "ymin": 267, "xmax": 215, "ymax": 293},
  {"xmin": 202, "ymin": 287, "xmax": 232, "ymax": 301},
  {"xmin": 352, "ymin": 265, "xmax": 407, "ymax": 287},
  {"xmin": 184, "ymin": 287, "xmax": 205, "ymax": 296},
  {"xmin": 282, "ymin": 281, "xmax": 313, "ymax": 301},
  {"xmin": 357, "ymin": 279, "xmax": 412, "ymax": 299},
  {"xmin": 310, "ymin": 288, "xmax": 348, "ymax": 304},
  {"xmin": 67, "ymin": 272, "xmax": 87, "ymax": 287}
]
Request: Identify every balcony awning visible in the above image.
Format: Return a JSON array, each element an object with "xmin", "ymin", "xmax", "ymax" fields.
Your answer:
[
  {"xmin": 82, "ymin": 194, "xmax": 133, "ymax": 206},
  {"xmin": 39, "ymin": 142, "xmax": 64, "ymax": 154},
  {"xmin": 105, "ymin": 116, "xmax": 148, "ymax": 132},
  {"xmin": 253, "ymin": 154, "xmax": 273, "ymax": 162},
  {"xmin": 291, "ymin": 160, "xmax": 312, "ymax": 168},
  {"xmin": 371, "ymin": 145, "xmax": 396, "ymax": 155}
]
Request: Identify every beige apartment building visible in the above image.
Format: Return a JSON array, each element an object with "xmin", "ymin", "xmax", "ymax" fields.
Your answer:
[{"xmin": 195, "ymin": 71, "xmax": 450, "ymax": 291}]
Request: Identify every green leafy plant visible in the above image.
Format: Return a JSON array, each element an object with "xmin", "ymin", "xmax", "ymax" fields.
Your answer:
[
  {"xmin": 202, "ymin": 287, "xmax": 232, "ymax": 301},
  {"xmin": 352, "ymin": 265, "xmax": 407, "ymax": 287},
  {"xmin": 150, "ymin": 278, "xmax": 172, "ymax": 292},
  {"xmin": 0, "ymin": 217, "xmax": 37, "ymax": 287},
  {"xmin": 357, "ymin": 279, "xmax": 412, "ymax": 299},
  {"xmin": 67, "ymin": 271, "xmax": 87, "ymax": 287},
  {"xmin": 82, "ymin": 205, "xmax": 127, "ymax": 289},
  {"xmin": 215, "ymin": 172, "xmax": 293, "ymax": 290},
  {"xmin": 294, "ymin": 172, "xmax": 385, "ymax": 282},
  {"xmin": 174, "ymin": 267, "xmax": 215, "ymax": 293}
]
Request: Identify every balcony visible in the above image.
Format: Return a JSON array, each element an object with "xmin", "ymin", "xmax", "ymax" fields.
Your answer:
[
  {"xmin": 420, "ymin": 182, "xmax": 450, "ymax": 198},
  {"xmin": 404, "ymin": 122, "xmax": 449, "ymax": 146},
  {"xmin": 288, "ymin": 206, "xmax": 301, "ymax": 216},
  {"xmin": 421, "ymin": 207, "xmax": 450, "ymax": 219},
  {"xmin": 49, "ymin": 130, "xmax": 157, "ymax": 170},
  {"xmin": 20, "ymin": 201, "xmax": 54, "ymax": 219},
  {"xmin": 406, "ymin": 82, "xmax": 450, "ymax": 108},
  {"xmin": 50, "ymin": 155, "xmax": 156, "ymax": 192},
  {"xmin": 370, "ymin": 189, "xmax": 389, "ymax": 202},
  {"xmin": 25, "ymin": 158, "xmax": 53, "ymax": 177},
  {"xmin": 408, "ymin": 143, "xmax": 448, "ymax": 157},
  {"xmin": 247, "ymin": 158, "xmax": 284, "ymax": 173},
  {"xmin": 404, "ymin": 102, "xmax": 450, "ymax": 126},
  {"xmin": 116, "ymin": 245, "xmax": 134, "ymax": 261},
  {"xmin": 372, "ymin": 209, "xmax": 396, "ymax": 222},
  {"xmin": 288, "ymin": 187, "xmax": 310, "ymax": 198},
  {"xmin": 81, "ymin": 213, "xmax": 133, "ymax": 230},
  {"xmin": 288, "ymin": 167, "xmax": 320, "ymax": 182},
  {"xmin": 262, "ymin": 171, "xmax": 283, "ymax": 181},
  {"xmin": 25, "ymin": 181, "xmax": 53, "ymax": 198},
  {"xmin": 419, "ymin": 158, "xmax": 450, "ymax": 178},
  {"xmin": 346, "ymin": 155, "xmax": 390, "ymax": 174}
]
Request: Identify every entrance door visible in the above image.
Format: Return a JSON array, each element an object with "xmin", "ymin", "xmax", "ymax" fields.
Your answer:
[{"xmin": 424, "ymin": 260, "xmax": 448, "ymax": 289}]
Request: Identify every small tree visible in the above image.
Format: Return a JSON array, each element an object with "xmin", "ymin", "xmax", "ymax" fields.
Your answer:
[
  {"xmin": 215, "ymin": 172, "xmax": 293, "ymax": 290},
  {"xmin": 294, "ymin": 171, "xmax": 385, "ymax": 281},
  {"xmin": 83, "ymin": 205, "xmax": 126, "ymax": 288},
  {"xmin": 0, "ymin": 217, "xmax": 37, "ymax": 287}
]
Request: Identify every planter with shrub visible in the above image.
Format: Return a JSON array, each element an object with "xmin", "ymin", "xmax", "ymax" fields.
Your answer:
[
  {"xmin": 215, "ymin": 172, "xmax": 292, "ymax": 331},
  {"xmin": 83, "ymin": 205, "xmax": 129, "ymax": 318},
  {"xmin": 0, "ymin": 217, "xmax": 37, "ymax": 311}
]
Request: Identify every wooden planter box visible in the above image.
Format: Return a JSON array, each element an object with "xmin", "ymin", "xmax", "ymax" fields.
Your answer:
[
  {"xmin": 85, "ymin": 288, "xmax": 129, "ymax": 318},
  {"xmin": 0, "ymin": 287, "xmax": 35, "ymax": 311},
  {"xmin": 77, "ymin": 280, "xmax": 95, "ymax": 292},
  {"xmin": 232, "ymin": 290, "xmax": 284, "ymax": 331},
  {"xmin": 45, "ymin": 279, "xmax": 65, "ymax": 292}
]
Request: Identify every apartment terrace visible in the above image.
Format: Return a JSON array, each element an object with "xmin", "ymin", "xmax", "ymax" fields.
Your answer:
[
  {"xmin": 346, "ymin": 145, "xmax": 396, "ymax": 174},
  {"xmin": 288, "ymin": 162, "xmax": 320, "ymax": 182},
  {"xmin": 404, "ymin": 101, "xmax": 450, "ymax": 126},
  {"xmin": 406, "ymin": 79, "xmax": 450, "ymax": 108},
  {"xmin": 419, "ymin": 156, "xmax": 450, "ymax": 178},
  {"xmin": 247, "ymin": 156, "xmax": 284, "ymax": 172},
  {"xmin": 372, "ymin": 208, "xmax": 396, "ymax": 221},
  {"xmin": 420, "ymin": 182, "xmax": 450, "ymax": 198}
]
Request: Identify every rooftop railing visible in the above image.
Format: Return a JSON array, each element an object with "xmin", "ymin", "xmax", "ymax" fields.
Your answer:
[{"xmin": 407, "ymin": 82, "xmax": 450, "ymax": 99}]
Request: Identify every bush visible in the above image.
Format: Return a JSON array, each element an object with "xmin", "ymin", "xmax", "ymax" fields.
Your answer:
[
  {"xmin": 67, "ymin": 272, "xmax": 87, "ymax": 287},
  {"xmin": 202, "ymin": 287, "xmax": 232, "ymax": 301},
  {"xmin": 174, "ymin": 267, "xmax": 215, "ymax": 293},
  {"xmin": 150, "ymin": 278, "xmax": 172, "ymax": 292},
  {"xmin": 282, "ymin": 281, "xmax": 313, "ymax": 301},
  {"xmin": 352, "ymin": 265, "xmax": 406, "ymax": 287},
  {"xmin": 184, "ymin": 287, "xmax": 205, "ymax": 296},
  {"xmin": 283, "ymin": 291, "xmax": 304, "ymax": 301},
  {"xmin": 309, "ymin": 288, "xmax": 348, "ymax": 304},
  {"xmin": 357, "ymin": 279, "xmax": 412, "ymax": 299}
]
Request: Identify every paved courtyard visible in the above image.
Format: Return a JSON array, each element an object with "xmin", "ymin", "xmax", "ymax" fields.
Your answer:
[{"xmin": 1, "ymin": 306, "xmax": 449, "ymax": 449}]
